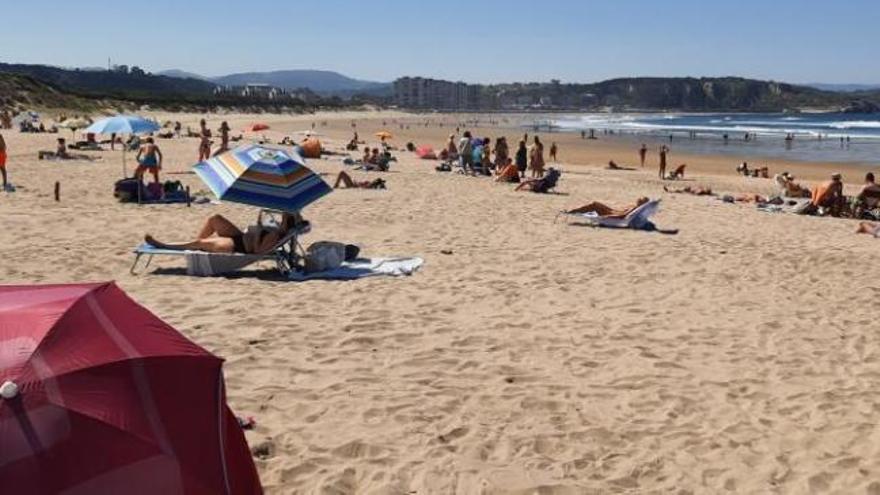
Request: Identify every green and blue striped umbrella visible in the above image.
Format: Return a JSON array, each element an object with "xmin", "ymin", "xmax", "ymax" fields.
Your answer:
[{"xmin": 193, "ymin": 144, "xmax": 331, "ymax": 212}]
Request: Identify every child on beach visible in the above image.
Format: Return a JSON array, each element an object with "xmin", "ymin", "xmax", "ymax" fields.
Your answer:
[
  {"xmin": 549, "ymin": 142, "xmax": 558, "ymax": 162},
  {"xmin": 639, "ymin": 144, "xmax": 647, "ymax": 167}
]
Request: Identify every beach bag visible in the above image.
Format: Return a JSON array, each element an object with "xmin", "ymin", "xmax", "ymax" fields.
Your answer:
[
  {"xmin": 304, "ymin": 241, "xmax": 347, "ymax": 273},
  {"xmin": 113, "ymin": 178, "xmax": 145, "ymax": 203}
]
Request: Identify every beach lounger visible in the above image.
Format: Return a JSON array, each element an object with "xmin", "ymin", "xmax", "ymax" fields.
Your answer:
[
  {"xmin": 130, "ymin": 211, "xmax": 311, "ymax": 276},
  {"xmin": 565, "ymin": 200, "xmax": 678, "ymax": 234}
]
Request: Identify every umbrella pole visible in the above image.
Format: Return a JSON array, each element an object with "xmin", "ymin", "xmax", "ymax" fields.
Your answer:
[{"xmin": 122, "ymin": 148, "xmax": 127, "ymax": 178}]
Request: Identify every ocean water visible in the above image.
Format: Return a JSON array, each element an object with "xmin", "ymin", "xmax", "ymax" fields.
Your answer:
[{"xmin": 543, "ymin": 113, "xmax": 880, "ymax": 165}]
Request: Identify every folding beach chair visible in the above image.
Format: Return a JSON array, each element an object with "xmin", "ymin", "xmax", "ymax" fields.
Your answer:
[{"xmin": 130, "ymin": 210, "xmax": 311, "ymax": 276}]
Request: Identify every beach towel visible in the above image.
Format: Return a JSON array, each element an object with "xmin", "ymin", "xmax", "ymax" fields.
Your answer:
[{"xmin": 287, "ymin": 257, "xmax": 424, "ymax": 281}]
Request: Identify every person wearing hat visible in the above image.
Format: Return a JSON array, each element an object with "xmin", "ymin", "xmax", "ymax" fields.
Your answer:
[
  {"xmin": 774, "ymin": 171, "xmax": 809, "ymax": 198},
  {"xmin": 809, "ymin": 173, "xmax": 846, "ymax": 216}
]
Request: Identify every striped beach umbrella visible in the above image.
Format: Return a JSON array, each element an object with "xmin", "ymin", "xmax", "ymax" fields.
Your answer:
[{"xmin": 193, "ymin": 144, "xmax": 331, "ymax": 212}]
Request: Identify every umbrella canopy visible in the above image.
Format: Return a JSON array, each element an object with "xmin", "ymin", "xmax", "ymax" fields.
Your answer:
[
  {"xmin": 0, "ymin": 282, "xmax": 262, "ymax": 495},
  {"xmin": 415, "ymin": 146, "xmax": 437, "ymax": 159},
  {"xmin": 58, "ymin": 118, "xmax": 91, "ymax": 130},
  {"xmin": 85, "ymin": 115, "xmax": 160, "ymax": 135},
  {"xmin": 12, "ymin": 111, "xmax": 40, "ymax": 125},
  {"xmin": 375, "ymin": 131, "xmax": 393, "ymax": 140},
  {"xmin": 194, "ymin": 144, "xmax": 331, "ymax": 212},
  {"xmin": 247, "ymin": 123, "xmax": 270, "ymax": 132}
]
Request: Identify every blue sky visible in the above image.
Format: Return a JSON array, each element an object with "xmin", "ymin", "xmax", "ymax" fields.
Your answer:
[{"xmin": 2, "ymin": 0, "xmax": 878, "ymax": 84}]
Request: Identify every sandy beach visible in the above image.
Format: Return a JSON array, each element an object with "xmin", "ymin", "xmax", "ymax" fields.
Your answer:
[{"xmin": 2, "ymin": 110, "xmax": 879, "ymax": 493}]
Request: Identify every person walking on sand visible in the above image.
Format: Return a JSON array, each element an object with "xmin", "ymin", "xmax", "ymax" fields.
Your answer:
[
  {"xmin": 658, "ymin": 145, "xmax": 669, "ymax": 179},
  {"xmin": 529, "ymin": 136, "xmax": 545, "ymax": 178},
  {"xmin": 0, "ymin": 132, "xmax": 9, "ymax": 191},
  {"xmin": 214, "ymin": 121, "xmax": 230, "ymax": 156},
  {"xmin": 198, "ymin": 119, "xmax": 212, "ymax": 161},
  {"xmin": 549, "ymin": 142, "xmax": 558, "ymax": 162},
  {"xmin": 639, "ymin": 143, "xmax": 648, "ymax": 167}
]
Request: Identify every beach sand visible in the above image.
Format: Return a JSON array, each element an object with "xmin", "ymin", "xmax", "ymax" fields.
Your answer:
[{"xmin": 1, "ymin": 111, "xmax": 879, "ymax": 493}]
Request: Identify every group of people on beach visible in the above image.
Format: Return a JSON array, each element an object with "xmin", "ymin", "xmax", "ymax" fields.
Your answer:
[{"xmin": 439, "ymin": 131, "xmax": 558, "ymax": 180}]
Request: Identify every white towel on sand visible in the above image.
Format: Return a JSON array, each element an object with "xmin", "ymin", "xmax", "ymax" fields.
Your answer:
[{"xmin": 288, "ymin": 257, "xmax": 424, "ymax": 281}]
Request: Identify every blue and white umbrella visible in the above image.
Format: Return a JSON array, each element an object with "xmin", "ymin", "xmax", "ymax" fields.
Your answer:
[
  {"xmin": 194, "ymin": 144, "xmax": 331, "ymax": 213},
  {"xmin": 85, "ymin": 115, "xmax": 160, "ymax": 177},
  {"xmin": 85, "ymin": 115, "xmax": 160, "ymax": 135}
]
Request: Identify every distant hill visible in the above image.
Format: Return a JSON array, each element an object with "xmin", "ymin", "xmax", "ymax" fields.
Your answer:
[
  {"xmin": 0, "ymin": 72, "xmax": 101, "ymax": 112},
  {"xmin": 157, "ymin": 69, "xmax": 211, "ymax": 81},
  {"xmin": 473, "ymin": 77, "xmax": 880, "ymax": 112},
  {"xmin": 158, "ymin": 69, "xmax": 391, "ymax": 97},
  {"xmin": 806, "ymin": 83, "xmax": 880, "ymax": 93},
  {"xmin": 0, "ymin": 63, "xmax": 216, "ymax": 98}
]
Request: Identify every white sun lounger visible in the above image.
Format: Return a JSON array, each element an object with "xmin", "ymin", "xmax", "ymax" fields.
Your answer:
[
  {"xmin": 568, "ymin": 200, "xmax": 660, "ymax": 228},
  {"xmin": 131, "ymin": 213, "xmax": 310, "ymax": 277}
]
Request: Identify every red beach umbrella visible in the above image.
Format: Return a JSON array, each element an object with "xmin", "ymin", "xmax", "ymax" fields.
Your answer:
[
  {"xmin": 0, "ymin": 282, "xmax": 262, "ymax": 495},
  {"xmin": 248, "ymin": 123, "xmax": 270, "ymax": 132}
]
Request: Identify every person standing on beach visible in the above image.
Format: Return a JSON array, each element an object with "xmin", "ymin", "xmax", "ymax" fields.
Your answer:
[
  {"xmin": 215, "ymin": 121, "xmax": 230, "ymax": 156},
  {"xmin": 529, "ymin": 136, "xmax": 545, "ymax": 178},
  {"xmin": 658, "ymin": 145, "xmax": 669, "ymax": 179},
  {"xmin": 135, "ymin": 137, "xmax": 163, "ymax": 185},
  {"xmin": 198, "ymin": 119, "xmax": 212, "ymax": 161},
  {"xmin": 549, "ymin": 142, "xmax": 558, "ymax": 162},
  {"xmin": 639, "ymin": 143, "xmax": 648, "ymax": 167},
  {"xmin": 515, "ymin": 140, "xmax": 528, "ymax": 178},
  {"xmin": 458, "ymin": 131, "xmax": 473, "ymax": 174},
  {"xmin": 0, "ymin": 132, "xmax": 8, "ymax": 191}
]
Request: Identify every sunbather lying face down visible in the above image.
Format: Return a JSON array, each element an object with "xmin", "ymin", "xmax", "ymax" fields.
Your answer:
[
  {"xmin": 663, "ymin": 185, "xmax": 713, "ymax": 196},
  {"xmin": 144, "ymin": 212, "xmax": 304, "ymax": 254},
  {"xmin": 855, "ymin": 222, "xmax": 880, "ymax": 237},
  {"xmin": 566, "ymin": 197, "xmax": 649, "ymax": 218},
  {"xmin": 333, "ymin": 171, "xmax": 386, "ymax": 189}
]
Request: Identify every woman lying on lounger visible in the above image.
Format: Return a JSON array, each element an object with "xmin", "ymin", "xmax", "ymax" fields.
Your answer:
[
  {"xmin": 144, "ymin": 212, "xmax": 305, "ymax": 254},
  {"xmin": 565, "ymin": 197, "xmax": 649, "ymax": 218}
]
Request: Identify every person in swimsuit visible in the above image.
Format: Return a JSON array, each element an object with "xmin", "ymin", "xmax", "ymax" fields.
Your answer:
[
  {"xmin": 856, "ymin": 222, "xmax": 880, "ymax": 237},
  {"xmin": 528, "ymin": 136, "xmax": 545, "ymax": 178},
  {"xmin": 198, "ymin": 119, "xmax": 212, "ymax": 161},
  {"xmin": 135, "ymin": 137, "xmax": 163, "ymax": 184},
  {"xmin": 0, "ymin": 132, "xmax": 8, "ymax": 190},
  {"xmin": 565, "ymin": 197, "xmax": 650, "ymax": 218},
  {"xmin": 333, "ymin": 171, "xmax": 386, "ymax": 189},
  {"xmin": 144, "ymin": 211, "xmax": 305, "ymax": 254},
  {"xmin": 214, "ymin": 121, "xmax": 230, "ymax": 156},
  {"xmin": 639, "ymin": 144, "xmax": 648, "ymax": 167}
]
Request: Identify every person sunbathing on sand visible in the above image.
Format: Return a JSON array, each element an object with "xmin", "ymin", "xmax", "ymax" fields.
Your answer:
[
  {"xmin": 774, "ymin": 172, "xmax": 810, "ymax": 198},
  {"xmin": 145, "ymin": 212, "xmax": 304, "ymax": 254},
  {"xmin": 333, "ymin": 171, "xmax": 386, "ymax": 189},
  {"xmin": 663, "ymin": 185, "xmax": 713, "ymax": 196},
  {"xmin": 566, "ymin": 197, "xmax": 649, "ymax": 218},
  {"xmin": 855, "ymin": 222, "xmax": 880, "ymax": 237}
]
